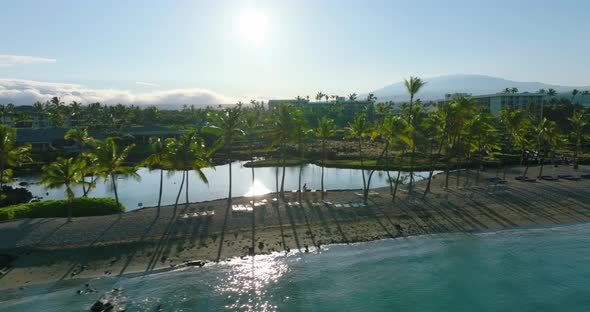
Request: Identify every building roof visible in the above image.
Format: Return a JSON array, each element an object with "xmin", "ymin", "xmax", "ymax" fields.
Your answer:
[{"xmin": 470, "ymin": 92, "xmax": 546, "ymax": 98}]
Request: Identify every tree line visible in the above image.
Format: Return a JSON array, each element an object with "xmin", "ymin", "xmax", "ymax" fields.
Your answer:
[{"xmin": 1, "ymin": 77, "xmax": 589, "ymax": 220}]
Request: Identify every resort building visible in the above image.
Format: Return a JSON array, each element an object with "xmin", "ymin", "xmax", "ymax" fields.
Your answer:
[
  {"xmin": 267, "ymin": 99, "xmax": 376, "ymax": 125},
  {"xmin": 470, "ymin": 92, "xmax": 547, "ymax": 116}
]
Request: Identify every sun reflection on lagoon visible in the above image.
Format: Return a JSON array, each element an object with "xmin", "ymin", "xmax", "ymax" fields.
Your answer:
[{"xmin": 244, "ymin": 179, "xmax": 272, "ymax": 197}]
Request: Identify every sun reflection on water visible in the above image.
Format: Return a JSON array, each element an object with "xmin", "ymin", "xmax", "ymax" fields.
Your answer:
[
  {"xmin": 244, "ymin": 179, "xmax": 272, "ymax": 197},
  {"xmin": 217, "ymin": 254, "xmax": 289, "ymax": 312}
]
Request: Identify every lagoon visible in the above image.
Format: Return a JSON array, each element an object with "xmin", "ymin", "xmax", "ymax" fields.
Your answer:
[{"xmin": 13, "ymin": 162, "xmax": 433, "ymax": 211}]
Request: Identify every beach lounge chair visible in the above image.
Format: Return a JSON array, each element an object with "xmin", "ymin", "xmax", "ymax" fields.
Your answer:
[
  {"xmin": 207, "ymin": 210, "xmax": 215, "ymax": 216},
  {"xmin": 515, "ymin": 176, "xmax": 536, "ymax": 182},
  {"xmin": 558, "ymin": 174, "xmax": 579, "ymax": 181},
  {"xmin": 539, "ymin": 175, "xmax": 558, "ymax": 181},
  {"xmin": 581, "ymin": 174, "xmax": 590, "ymax": 179},
  {"xmin": 334, "ymin": 203, "xmax": 343, "ymax": 208},
  {"xmin": 342, "ymin": 203, "xmax": 351, "ymax": 208},
  {"xmin": 354, "ymin": 192, "xmax": 363, "ymax": 197}
]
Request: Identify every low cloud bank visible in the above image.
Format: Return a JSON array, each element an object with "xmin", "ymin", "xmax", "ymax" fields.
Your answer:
[{"xmin": 0, "ymin": 79, "xmax": 236, "ymax": 107}]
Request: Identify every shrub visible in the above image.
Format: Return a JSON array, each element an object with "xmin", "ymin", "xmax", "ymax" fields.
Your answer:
[{"xmin": 0, "ymin": 197, "xmax": 125, "ymax": 221}]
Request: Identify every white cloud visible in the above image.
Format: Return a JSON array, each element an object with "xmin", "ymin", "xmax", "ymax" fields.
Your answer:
[
  {"xmin": 135, "ymin": 81, "xmax": 161, "ymax": 87},
  {"xmin": 0, "ymin": 79, "xmax": 236, "ymax": 107},
  {"xmin": 0, "ymin": 55, "xmax": 56, "ymax": 67}
]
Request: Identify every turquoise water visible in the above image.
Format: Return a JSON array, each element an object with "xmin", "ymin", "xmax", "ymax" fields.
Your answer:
[{"xmin": 2, "ymin": 223, "xmax": 590, "ymax": 311}]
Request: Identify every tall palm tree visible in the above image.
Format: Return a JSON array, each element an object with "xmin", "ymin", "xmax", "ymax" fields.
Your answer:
[
  {"xmin": 266, "ymin": 103, "xmax": 297, "ymax": 196},
  {"xmin": 40, "ymin": 157, "xmax": 86, "ymax": 222},
  {"xmin": 92, "ymin": 137, "xmax": 138, "ymax": 217},
  {"xmin": 314, "ymin": 116, "xmax": 335, "ymax": 193},
  {"xmin": 404, "ymin": 77, "xmax": 426, "ymax": 118},
  {"xmin": 344, "ymin": 114, "xmax": 372, "ymax": 202},
  {"xmin": 571, "ymin": 89, "xmax": 579, "ymax": 103},
  {"xmin": 568, "ymin": 110, "xmax": 589, "ymax": 170},
  {"xmin": 316, "ymin": 92, "xmax": 325, "ymax": 103},
  {"xmin": 466, "ymin": 110, "xmax": 500, "ymax": 184},
  {"xmin": 293, "ymin": 111, "xmax": 310, "ymax": 196},
  {"xmin": 203, "ymin": 106, "xmax": 244, "ymax": 201},
  {"xmin": 0, "ymin": 125, "xmax": 31, "ymax": 196},
  {"xmin": 534, "ymin": 118, "xmax": 559, "ymax": 178},
  {"xmin": 503, "ymin": 88, "xmax": 511, "ymax": 94},
  {"xmin": 348, "ymin": 93, "xmax": 358, "ymax": 102},
  {"xmin": 511, "ymin": 87, "xmax": 519, "ymax": 93},
  {"xmin": 141, "ymin": 137, "xmax": 171, "ymax": 215},
  {"xmin": 65, "ymin": 128, "xmax": 92, "ymax": 194},
  {"xmin": 382, "ymin": 115, "xmax": 412, "ymax": 201},
  {"xmin": 547, "ymin": 88, "xmax": 557, "ymax": 97},
  {"xmin": 165, "ymin": 132, "xmax": 212, "ymax": 208},
  {"xmin": 244, "ymin": 109, "xmax": 261, "ymax": 184}
]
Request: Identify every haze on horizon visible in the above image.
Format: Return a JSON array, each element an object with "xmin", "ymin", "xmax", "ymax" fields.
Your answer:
[{"xmin": 1, "ymin": 0, "xmax": 589, "ymax": 106}]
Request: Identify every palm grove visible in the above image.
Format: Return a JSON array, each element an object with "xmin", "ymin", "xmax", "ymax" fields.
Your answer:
[{"xmin": 1, "ymin": 77, "xmax": 589, "ymax": 220}]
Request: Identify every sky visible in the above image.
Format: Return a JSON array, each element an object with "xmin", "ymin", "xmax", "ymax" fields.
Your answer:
[{"xmin": 1, "ymin": 0, "xmax": 590, "ymax": 106}]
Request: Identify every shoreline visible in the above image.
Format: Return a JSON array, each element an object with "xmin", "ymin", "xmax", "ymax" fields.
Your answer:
[{"xmin": 1, "ymin": 165, "xmax": 590, "ymax": 290}]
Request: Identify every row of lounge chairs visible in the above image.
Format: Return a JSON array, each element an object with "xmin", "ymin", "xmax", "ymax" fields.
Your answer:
[
  {"xmin": 232, "ymin": 199, "xmax": 270, "ymax": 213},
  {"xmin": 322, "ymin": 200, "xmax": 367, "ymax": 208},
  {"xmin": 180, "ymin": 210, "xmax": 215, "ymax": 219},
  {"xmin": 515, "ymin": 173, "xmax": 590, "ymax": 182}
]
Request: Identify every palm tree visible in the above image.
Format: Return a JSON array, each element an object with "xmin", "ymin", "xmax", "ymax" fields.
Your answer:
[
  {"xmin": 314, "ymin": 117, "xmax": 335, "ymax": 193},
  {"xmin": 203, "ymin": 106, "xmax": 244, "ymax": 201},
  {"xmin": 0, "ymin": 125, "xmax": 31, "ymax": 196},
  {"xmin": 64, "ymin": 128, "xmax": 92, "ymax": 194},
  {"xmin": 344, "ymin": 114, "xmax": 372, "ymax": 202},
  {"xmin": 404, "ymin": 77, "xmax": 426, "ymax": 118},
  {"xmin": 581, "ymin": 90, "xmax": 590, "ymax": 104},
  {"xmin": 503, "ymin": 88, "xmax": 511, "ymax": 94},
  {"xmin": 547, "ymin": 88, "xmax": 557, "ymax": 97},
  {"xmin": 568, "ymin": 110, "xmax": 589, "ymax": 170},
  {"xmin": 316, "ymin": 92, "xmax": 325, "ymax": 103},
  {"xmin": 40, "ymin": 157, "xmax": 86, "ymax": 222},
  {"xmin": 571, "ymin": 89, "xmax": 579, "ymax": 103},
  {"xmin": 348, "ymin": 93, "xmax": 358, "ymax": 102},
  {"xmin": 266, "ymin": 103, "xmax": 297, "ymax": 196},
  {"xmin": 165, "ymin": 132, "xmax": 213, "ymax": 208},
  {"xmin": 244, "ymin": 109, "xmax": 261, "ymax": 184},
  {"xmin": 92, "ymin": 137, "xmax": 138, "ymax": 217},
  {"xmin": 511, "ymin": 87, "xmax": 519, "ymax": 93},
  {"xmin": 141, "ymin": 137, "xmax": 171, "ymax": 215},
  {"xmin": 382, "ymin": 115, "xmax": 412, "ymax": 201},
  {"xmin": 534, "ymin": 118, "xmax": 559, "ymax": 178},
  {"xmin": 466, "ymin": 110, "xmax": 500, "ymax": 184},
  {"xmin": 293, "ymin": 112, "xmax": 310, "ymax": 197}
]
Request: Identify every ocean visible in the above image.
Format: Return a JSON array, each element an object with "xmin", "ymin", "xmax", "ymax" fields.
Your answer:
[{"xmin": 2, "ymin": 223, "xmax": 590, "ymax": 311}]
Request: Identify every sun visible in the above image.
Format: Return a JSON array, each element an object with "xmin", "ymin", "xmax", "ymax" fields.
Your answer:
[{"xmin": 238, "ymin": 9, "xmax": 269, "ymax": 45}]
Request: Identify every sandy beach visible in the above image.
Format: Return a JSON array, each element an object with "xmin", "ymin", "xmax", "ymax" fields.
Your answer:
[{"xmin": 1, "ymin": 165, "xmax": 589, "ymax": 290}]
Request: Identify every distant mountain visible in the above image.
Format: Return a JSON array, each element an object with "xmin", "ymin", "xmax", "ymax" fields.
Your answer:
[{"xmin": 368, "ymin": 74, "xmax": 590, "ymax": 102}]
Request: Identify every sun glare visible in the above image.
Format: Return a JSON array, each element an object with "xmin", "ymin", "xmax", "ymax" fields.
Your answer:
[{"xmin": 238, "ymin": 9, "xmax": 269, "ymax": 45}]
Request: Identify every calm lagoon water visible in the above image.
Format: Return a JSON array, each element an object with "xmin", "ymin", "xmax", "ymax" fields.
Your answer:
[
  {"xmin": 14, "ymin": 162, "xmax": 432, "ymax": 211},
  {"xmin": 2, "ymin": 223, "xmax": 589, "ymax": 311}
]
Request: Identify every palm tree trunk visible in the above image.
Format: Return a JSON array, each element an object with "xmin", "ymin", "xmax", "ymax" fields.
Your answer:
[
  {"xmin": 185, "ymin": 170, "xmax": 189, "ymax": 207},
  {"xmin": 392, "ymin": 167, "xmax": 402, "ymax": 202},
  {"xmin": 423, "ymin": 142, "xmax": 442, "ymax": 198},
  {"xmin": 321, "ymin": 139, "xmax": 326, "ymax": 193},
  {"xmin": 358, "ymin": 138, "xmax": 367, "ymax": 203},
  {"xmin": 175, "ymin": 170, "xmax": 185, "ymax": 208},
  {"xmin": 111, "ymin": 173, "xmax": 121, "ymax": 218},
  {"xmin": 67, "ymin": 198, "xmax": 72, "ymax": 223},
  {"xmin": 157, "ymin": 169, "xmax": 163, "ymax": 215},
  {"xmin": 280, "ymin": 144, "xmax": 286, "ymax": 196},
  {"xmin": 385, "ymin": 143, "xmax": 394, "ymax": 196},
  {"xmin": 228, "ymin": 148, "xmax": 232, "ymax": 200},
  {"xmin": 573, "ymin": 143, "xmax": 579, "ymax": 170},
  {"xmin": 0, "ymin": 160, "xmax": 4, "ymax": 197},
  {"xmin": 81, "ymin": 176, "xmax": 87, "ymax": 197}
]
